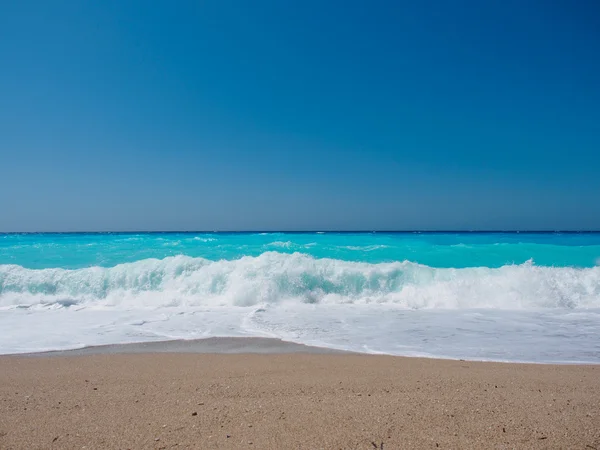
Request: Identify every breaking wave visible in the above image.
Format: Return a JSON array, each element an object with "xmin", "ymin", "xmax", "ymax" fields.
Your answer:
[{"xmin": 1, "ymin": 252, "xmax": 599, "ymax": 310}]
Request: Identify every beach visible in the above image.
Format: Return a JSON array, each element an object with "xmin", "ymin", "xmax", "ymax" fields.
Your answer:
[
  {"xmin": 3, "ymin": 0, "xmax": 599, "ymax": 445},
  {"xmin": 1, "ymin": 339, "xmax": 598, "ymax": 449},
  {"xmin": 3, "ymin": 232, "xmax": 600, "ymax": 364}
]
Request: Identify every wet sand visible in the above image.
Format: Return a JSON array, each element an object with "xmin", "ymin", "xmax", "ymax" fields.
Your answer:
[{"xmin": 0, "ymin": 338, "xmax": 599, "ymax": 449}]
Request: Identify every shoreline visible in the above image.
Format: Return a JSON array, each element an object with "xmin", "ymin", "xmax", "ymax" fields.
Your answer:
[
  {"xmin": 19, "ymin": 336, "xmax": 352, "ymax": 358},
  {"xmin": 7, "ymin": 336, "xmax": 598, "ymax": 366}
]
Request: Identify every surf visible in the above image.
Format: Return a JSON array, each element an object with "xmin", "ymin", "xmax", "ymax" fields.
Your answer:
[{"xmin": 2, "ymin": 252, "xmax": 599, "ymax": 310}]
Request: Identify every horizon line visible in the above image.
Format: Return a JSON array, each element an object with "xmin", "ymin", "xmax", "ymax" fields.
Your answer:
[{"xmin": 2, "ymin": 230, "xmax": 600, "ymax": 234}]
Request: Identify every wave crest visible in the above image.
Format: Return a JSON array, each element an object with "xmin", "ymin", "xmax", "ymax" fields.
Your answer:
[{"xmin": 1, "ymin": 252, "xmax": 599, "ymax": 310}]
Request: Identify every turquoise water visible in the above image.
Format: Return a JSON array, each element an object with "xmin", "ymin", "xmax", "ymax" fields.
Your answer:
[
  {"xmin": 3, "ymin": 232, "xmax": 600, "ymax": 269},
  {"xmin": 1, "ymin": 232, "xmax": 599, "ymax": 362}
]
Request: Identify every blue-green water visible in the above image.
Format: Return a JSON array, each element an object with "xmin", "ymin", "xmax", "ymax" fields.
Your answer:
[
  {"xmin": 1, "ymin": 232, "xmax": 599, "ymax": 362},
  {"xmin": 3, "ymin": 232, "xmax": 600, "ymax": 269}
]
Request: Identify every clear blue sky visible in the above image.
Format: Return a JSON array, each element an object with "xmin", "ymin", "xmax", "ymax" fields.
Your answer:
[{"xmin": 1, "ymin": 0, "xmax": 599, "ymax": 231}]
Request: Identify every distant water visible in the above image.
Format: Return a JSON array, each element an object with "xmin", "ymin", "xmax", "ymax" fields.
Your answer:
[{"xmin": 1, "ymin": 232, "xmax": 599, "ymax": 362}]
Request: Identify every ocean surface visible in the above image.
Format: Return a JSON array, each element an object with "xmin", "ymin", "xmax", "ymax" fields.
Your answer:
[{"xmin": 1, "ymin": 232, "xmax": 599, "ymax": 363}]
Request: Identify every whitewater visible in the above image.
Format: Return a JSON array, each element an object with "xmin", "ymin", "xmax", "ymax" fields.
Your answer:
[{"xmin": 1, "ymin": 232, "xmax": 599, "ymax": 362}]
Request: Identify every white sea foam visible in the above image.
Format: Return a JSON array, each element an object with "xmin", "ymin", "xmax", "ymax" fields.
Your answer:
[
  {"xmin": 267, "ymin": 241, "xmax": 294, "ymax": 248},
  {"xmin": 1, "ymin": 252, "xmax": 599, "ymax": 310},
  {"xmin": 1, "ymin": 253, "xmax": 599, "ymax": 361},
  {"xmin": 343, "ymin": 245, "xmax": 390, "ymax": 251}
]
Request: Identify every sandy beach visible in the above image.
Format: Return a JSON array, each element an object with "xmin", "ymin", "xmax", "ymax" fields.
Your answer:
[{"xmin": 0, "ymin": 339, "xmax": 598, "ymax": 449}]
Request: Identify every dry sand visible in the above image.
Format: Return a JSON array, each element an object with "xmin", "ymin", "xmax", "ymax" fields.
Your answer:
[{"xmin": 0, "ymin": 341, "xmax": 599, "ymax": 449}]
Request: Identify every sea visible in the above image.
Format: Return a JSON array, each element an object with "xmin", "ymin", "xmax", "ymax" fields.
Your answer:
[{"xmin": 1, "ymin": 232, "xmax": 599, "ymax": 363}]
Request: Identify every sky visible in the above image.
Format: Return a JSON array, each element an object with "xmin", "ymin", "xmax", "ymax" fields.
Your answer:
[{"xmin": 0, "ymin": 0, "xmax": 599, "ymax": 231}]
